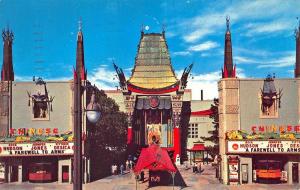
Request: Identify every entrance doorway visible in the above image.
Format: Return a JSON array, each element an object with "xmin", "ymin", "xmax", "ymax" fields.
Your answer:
[
  {"xmin": 10, "ymin": 165, "xmax": 18, "ymax": 182},
  {"xmin": 292, "ymin": 163, "xmax": 299, "ymax": 183},
  {"xmin": 253, "ymin": 155, "xmax": 287, "ymax": 184}
]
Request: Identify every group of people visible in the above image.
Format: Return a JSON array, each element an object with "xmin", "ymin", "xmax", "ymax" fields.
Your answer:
[
  {"xmin": 111, "ymin": 160, "xmax": 134, "ymax": 175},
  {"xmin": 126, "ymin": 160, "xmax": 134, "ymax": 170},
  {"xmin": 192, "ymin": 162, "xmax": 202, "ymax": 173}
]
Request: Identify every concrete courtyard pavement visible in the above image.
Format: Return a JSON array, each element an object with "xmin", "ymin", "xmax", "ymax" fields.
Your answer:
[{"xmin": 1, "ymin": 164, "xmax": 300, "ymax": 190}]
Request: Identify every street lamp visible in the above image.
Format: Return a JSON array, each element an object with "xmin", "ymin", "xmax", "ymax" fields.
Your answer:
[
  {"xmin": 86, "ymin": 91, "xmax": 101, "ymax": 123},
  {"xmin": 73, "ymin": 69, "xmax": 101, "ymax": 190}
]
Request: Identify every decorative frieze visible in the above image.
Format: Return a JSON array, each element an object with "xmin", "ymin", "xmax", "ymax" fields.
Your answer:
[
  {"xmin": 125, "ymin": 95, "xmax": 135, "ymax": 101},
  {"xmin": 225, "ymin": 105, "xmax": 239, "ymax": 114},
  {"xmin": 171, "ymin": 95, "xmax": 182, "ymax": 101},
  {"xmin": 70, "ymin": 82, "xmax": 74, "ymax": 91},
  {"xmin": 0, "ymin": 111, "xmax": 8, "ymax": 116},
  {"xmin": 219, "ymin": 106, "xmax": 223, "ymax": 114},
  {"xmin": 0, "ymin": 82, "xmax": 9, "ymax": 92},
  {"xmin": 224, "ymin": 80, "xmax": 239, "ymax": 89},
  {"xmin": 127, "ymin": 112, "xmax": 133, "ymax": 126},
  {"xmin": 172, "ymin": 101, "xmax": 182, "ymax": 109},
  {"xmin": 172, "ymin": 111, "xmax": 181, "ymax": 127},
  {"xmin": 125, "ymin": 102, "xmax": 135, "ymax": 110},
  {"xmin": 218, "ymin": 81, "xmax": 223, "ymax": 91}
]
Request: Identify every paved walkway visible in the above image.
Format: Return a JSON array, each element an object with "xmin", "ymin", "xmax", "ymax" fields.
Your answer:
[{"xmin": 1, "ymin": 165, "xmax": 300, "ymax": 189}]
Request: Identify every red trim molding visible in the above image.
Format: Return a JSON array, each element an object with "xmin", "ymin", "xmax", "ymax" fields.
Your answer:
[
  {"xmin": 127, "ymin": 83, "xmax": 179, "ymax": 94},
  {"xmin": 191, "ymin": 109, "xmax": 213, "ymax": 116}
]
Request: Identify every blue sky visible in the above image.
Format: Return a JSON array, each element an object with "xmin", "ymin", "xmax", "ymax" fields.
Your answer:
[{"xmin": 0, "ymin": 0, "xmax": 300, "ymax": 99}]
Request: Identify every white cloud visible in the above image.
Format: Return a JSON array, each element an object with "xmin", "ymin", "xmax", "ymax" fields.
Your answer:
[
  {"xmin": 185, "ymin": 70, "xmax": 220, "ymax": 100},
  {"xmin": 180, "ymin": 13, "xmax": 225, "ymax": 43},
  {"xmin": 185, "ymin": 68, "xmax": 246, "ymax": 100},
  {"xmin": 227, "ymin": 1, "xmax": 299, "ymax": 21},
  {"xmin": 15, "ymin": 75, "xmax": 35, "ymax": 81},
  {"xmin": 165, "ymin": 31, "xmax": 177, "ymax": 38},
  {"xmin": 257, "ymin": 54, "xmax": 295, "ymax": 68},
  {"xmin": 88, "ymin": 67, "xmax": 119, "ymax": 90},
  {"xmin": 235, "ymin": 47, "xmax": 272, "ymax": 57},
  {"xmin": 188, "ymin": 41, "xmax": 219, "ymax": 52},
  {"xmin": 183, "ymin": 28, "xmax": 213, "ymax": 43},
  {"xmin": 173, "ymin": 51, "xmax": 191, "ymax": 56},
  {"xmin": 232, "ymin": 50, "xmax": 295, "ymax": 68},
  {"xmin": 287, "ymin": 69, "xmax": 294, "ymax": 74},
  {"xmin": 244, "ymin": 20, "xmax": 294, "ymax": 36},
  {"xmin": 124, "ymin": 67, "xmax": 133, "ymax": 71},
  {"xmin": 174, "ymin": 0, "xmax": 300, "ymax": 43},
  {"xmin": 236, "ymin": 68, "xmax": 247, "ymax": 78},
  {"xmin": 15, "ymin": 75, "xmax": 72, "ymax": 82},
  {"xmin": 234, "ymin": 56, "xmax": 259, "ymax": 64}
]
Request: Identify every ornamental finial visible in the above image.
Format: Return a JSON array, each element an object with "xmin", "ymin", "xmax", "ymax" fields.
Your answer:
[{"xmin": 226, "ymin": 16, "xmax": 230, "ymax": 32}]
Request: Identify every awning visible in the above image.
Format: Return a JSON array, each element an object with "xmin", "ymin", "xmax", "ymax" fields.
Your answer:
[
  {"xmin": 191, "ymin": 109, "xmax": 213, "ymax": 116},
  {"xmin": 133, "ymin": 144, "xmax": 176, "ymax": 173},
  {"xmin": 187, "ymin": 143, "xmax": 205, "ymax": 151},
  {"xmin": 136, "ymin": 97, "xmax": 171, "ymax": 110}
]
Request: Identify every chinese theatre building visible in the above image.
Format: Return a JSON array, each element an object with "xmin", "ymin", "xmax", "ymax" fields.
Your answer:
[
  {"xmin": 219, "ymin": 19, "xmax": 300, "ymax": 185},
  {"xmin": 0, "ymin": 27, "xmax": 93, "ymax": 183},
  {"xmin": 113, "ymin": 30, "xmax": 193, "ymax": 163}
]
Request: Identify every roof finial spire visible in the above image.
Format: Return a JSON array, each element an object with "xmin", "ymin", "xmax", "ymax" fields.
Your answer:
[
  {"xmin": 141, "ymin": 24, "xmax": 144, "ymax": 34},
  {"xmin": 78, "ymin": 17, "xmax": 82, "ymax": 32},
  {"xmin": 297, "ymin": 17, "xmax": 300, "ymax": 33},
  {"xmin": 226, "ymin": 16, "xmax": 230, "ymax": 32},
  {"xmin": 162, "ymin": 23, "xmax": 166, "ymax": 33},
  {"xmin": 162, "ymin": 23, "xmax": 166, "ymax": 38},
  {"xmin": 295, "ymin": 17, "xmax": 300, "ymax": 39}
]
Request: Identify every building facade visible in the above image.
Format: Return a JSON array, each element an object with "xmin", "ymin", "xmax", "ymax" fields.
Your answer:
[
  {"xmin": 113, "ymin": 30, "xmax": 194, "ymax": 164},
  {"xmin": 218, "ymin": 20, "xmax": 300, "ymax": 185},
  {"xmin": 106, "ymin": 88, "xmax": 214, "ymax": 164},
  {"xmin": 0, "ymin": 27, "xmax": 95, "ymax": 183}
]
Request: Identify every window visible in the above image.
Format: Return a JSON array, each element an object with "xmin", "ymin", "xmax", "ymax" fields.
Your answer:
[
  {"xmin": 259, "ymin": 91, "xmax": 280, "ymax": 118},
  {"xmin": 259, "ymin": 75, "xmax": 282, "ymax": 118},
  {"xmin": 29, "ymin": 92, "xmax": 50, "ymax": 120},
  {"xmin": 188, "ymin": 123, "xmax": 199, "ymax": 138},
  {"xmin": 33, "ymin": 101, "xmax": 48, "ymax": 118}
]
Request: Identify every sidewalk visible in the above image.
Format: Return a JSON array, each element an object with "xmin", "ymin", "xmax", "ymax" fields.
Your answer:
[{"xmin": 1, "ymin": 166, "xmax": 300, "ymax": 190}]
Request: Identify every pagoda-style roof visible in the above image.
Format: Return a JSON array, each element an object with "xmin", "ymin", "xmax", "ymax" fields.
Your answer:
[
  {"xmin": 128, "ymin": 32, "xmax": 178, "ymax": 90},
  {"xmin": 113, "ymin": 31, "xmax": 192, "ymax": 95}
]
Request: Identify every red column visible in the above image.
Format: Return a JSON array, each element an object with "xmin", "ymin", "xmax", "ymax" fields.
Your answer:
[
  {"xmin": 127, "ymin": 127, "xmax": 133, "ymax": 144},
  {"xmin": 173, "ymin": 127, "xmax": 181, "ymax": 162}
]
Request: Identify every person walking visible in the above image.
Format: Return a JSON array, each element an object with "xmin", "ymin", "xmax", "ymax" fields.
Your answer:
[
  {"xmin": 120, "ymin": 164, "xmax": 124, "ymax": 175},
  {"xmin": 113, "ymin": 164, "xmax": 117, "ymax": 175},
  {"xmin": 140, "ymin": 171, "xmax": 144, "ymax": 182},
  {"xmin": 193, "ymin": 162, "xmax": 198, "ymax": 173},
  {"xmin": 129, "ymin": 160, "xmax": 133, "ymax": 169},
  {"xmin": 111, "ymin": 164, "xmax": 114, "ymax": 175},
  {"xmin": 126, "ymin": 160, "xmax": 129, "ymax": 171},
  {"xmin": 197, "ymin": 162, "xmax": 202, "ymax": 174}
]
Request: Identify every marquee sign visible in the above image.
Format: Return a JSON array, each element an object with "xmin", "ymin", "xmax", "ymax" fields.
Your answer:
[
  {"xmin": 0, "ymin": 141, "xmax": 74, "ymax": 156},
  {"xmin": 9, "ymin": 128, "xmax": 59, "ymax": 136},
  {"xmin": 227, "ymin": 140, "xmax": 300, "ymax": 154},
  {"xmin": 251, "ymin": 125, "xmax": 300, "ymax": 133}
]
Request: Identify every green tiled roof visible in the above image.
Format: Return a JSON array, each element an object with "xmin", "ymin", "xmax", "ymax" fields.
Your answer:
[{"xmin": 128, "ymin": 33, "xmax": 178, "ymax": 89}]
